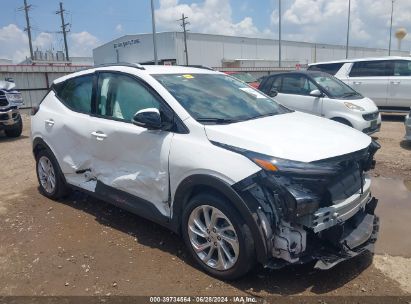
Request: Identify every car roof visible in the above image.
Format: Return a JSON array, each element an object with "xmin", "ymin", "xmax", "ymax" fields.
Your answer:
[
  {"xmin": 53, "ymin": 64, "xmax": 220, "ymax": 84},
  {"xmin": 308, "ymin": 56, "xmax": 410, "ymax": 66},
  {"xmin": 263, "ymin": 70, "xmax": 329, "ymax": 78}
]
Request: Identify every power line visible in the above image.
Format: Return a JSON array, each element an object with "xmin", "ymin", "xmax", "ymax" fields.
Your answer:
[
  {"xmin": 18, "ymin": 0, "xmax": 34, "ymax": 60},
  {"xmin": 178, "ymin": 13, "xmax": 190, "ymax": 66},
  {"xmin": 56, "ymin": 2, "xmax": 70, "ymax": 61}
]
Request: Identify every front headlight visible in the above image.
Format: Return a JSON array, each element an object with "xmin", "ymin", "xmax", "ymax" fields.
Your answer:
[
  {"xmin": 344, "ymin": 102, "xmax": 365, "ymax": 111},
  {"xmin": 211, "ymin": 141, "xmax": 337, "ymax": 175},
  {"xmin": 249, "ymin": 152, "xmax": 336, "ymax": 175}
]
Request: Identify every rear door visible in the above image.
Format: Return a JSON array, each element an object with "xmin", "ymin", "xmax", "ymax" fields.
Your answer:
[
  {"xmin": 388, "ymin": 60, "xmax": 411, "ymax": 108},
  {"xmin": 41, "ymin": 74, "xmax": 96, "ymax": 189},
  {"xmin": 348, "ymin": 60, "xmax": 391, "ymax": 107},
  {"xmin": 273, "ymin": 74, "xmax": 323, "ymax": 115},
  {"xmin": 86, "ymin": 71, "xmax": 174, "ymax": 215}
]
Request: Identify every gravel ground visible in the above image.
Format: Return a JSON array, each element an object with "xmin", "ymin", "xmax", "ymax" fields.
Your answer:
[{"xmin": 0, "ymin": 114, "xmax": 410, "ymax": 298}]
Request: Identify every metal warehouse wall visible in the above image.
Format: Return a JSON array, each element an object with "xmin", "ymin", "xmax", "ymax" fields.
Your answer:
[
  {"xmin": 93, "ymin": 33, "xmax": 176, "ymax": 65},
  {"xmin": 175, "ymin": 32, "xmax": 409, "ymax": 67},
  {"xmin": 0, "ymin": 65, "xmax": 91, "ymax": 108},
  {"xmin": 93, "ymin": 32, "xmax": 409, "ymax": 67}
]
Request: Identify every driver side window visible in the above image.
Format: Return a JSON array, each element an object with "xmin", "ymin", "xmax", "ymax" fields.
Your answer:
[{"xmin": 97, "ymin": 73, "xmax": 160, "ymax": 121}]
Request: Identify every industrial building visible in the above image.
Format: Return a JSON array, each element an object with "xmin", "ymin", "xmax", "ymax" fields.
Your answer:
[{"xmin": 93, "ymin": 32, "xmax": 409, "ymax": 69}]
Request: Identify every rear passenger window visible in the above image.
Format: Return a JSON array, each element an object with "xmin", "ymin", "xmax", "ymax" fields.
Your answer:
[
  {"xmin": 308, "ymin": 63, "xmax": 344, "ymax": 75},
  {"xmin": 55, "ymin": 75, "xmax": 93, "ymax": 113},
  {"xmin": 97, "ymin": 73, "xmax": 160, "ymax": 122},
  {"xmin": 349, "ymin": 61, "xmax": 393, "ymax": 77},
  {"xmin": 394, "ymin": 60, "xmax": 411, "ymax": 76}
]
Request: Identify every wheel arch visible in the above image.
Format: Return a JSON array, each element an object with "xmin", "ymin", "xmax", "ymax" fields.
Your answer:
[
  {"xmin": 32, "ymin": 137, "xmax": 67, "ymax": 184},
  {"xmin": 171, "ymin": 174, "xmax": 270, "ymax": 264}
]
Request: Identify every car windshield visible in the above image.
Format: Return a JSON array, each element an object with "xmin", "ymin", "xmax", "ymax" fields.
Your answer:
[
  {"xmin": 312, "ymin": 74, "xmax": 362, "ymax": 99},
  {"xmin": 154, "ymin": 73, "xmax": 289, "ymax": 124},
  {"xmin": 229, "ymin": 72, "xmax": 257, "ymax": 83}
]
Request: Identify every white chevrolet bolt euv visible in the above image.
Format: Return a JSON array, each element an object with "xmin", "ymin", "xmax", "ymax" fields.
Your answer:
[
  {"xmin": 31, "ymin": 64, "xmax": 380, "ymax": 279},
  {"xmin": 258, "ymin": 71, "xmax": 381, "ymax": 135}
]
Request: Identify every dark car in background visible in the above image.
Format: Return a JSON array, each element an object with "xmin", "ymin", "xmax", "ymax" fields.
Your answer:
[{"xmin": 0, "ymin": 78, "xmax": 24, "ymax": 138}]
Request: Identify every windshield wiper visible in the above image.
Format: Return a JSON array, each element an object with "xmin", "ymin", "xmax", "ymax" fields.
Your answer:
[
  {"xmin": 341, "ymin": 92, "xmax": 359, "ymax": 98},
  {"xmin": 196, "ymin": 118, "xmax": 240, "ymax": 124}
]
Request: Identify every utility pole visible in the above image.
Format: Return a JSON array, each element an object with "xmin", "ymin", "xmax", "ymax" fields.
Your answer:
[
  {"xmin": 150, "ymin": 0, "xmax": 158, "ymax": 65},
  {"xmin": 345, "ymin": 0, "xmax": 351, "ymax": 59},
  {"xmin": 389, "ymin": 0, "xmax": 394, "ymax": 56},
  {"xmin": 278, "ymin": 0, "xmax": 282, "ymax": 67},
  {"xmin": 178, "ymin": 14, "xmax": 190, "ymax": 66},
  {"xmin": 56, "ymin": 2, "xmax": 70, "ymax": 61},
  {"xmin": 20, "ymin": 0, "xmax": 34, "ymax": 60}
]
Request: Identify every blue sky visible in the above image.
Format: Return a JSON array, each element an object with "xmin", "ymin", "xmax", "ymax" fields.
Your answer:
[{"xmin": 1, "ymin": 0, "xmax": 410, "ymax": 62}]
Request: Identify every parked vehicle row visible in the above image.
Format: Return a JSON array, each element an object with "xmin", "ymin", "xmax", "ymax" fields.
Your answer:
[
  {"xmin": 0, "ymin": 78, "xmax": 24, "ymax": 138},
  {"xmin": 308, "ymin": 56, "xmax": 411, "ymax": 112},
  {"xmin": 31, "ymin": 64, "xmax": 380, "ymax": 279},
  {"xmin": 258, "ymin": 71, "xmax": 381, "ymax": 134}
]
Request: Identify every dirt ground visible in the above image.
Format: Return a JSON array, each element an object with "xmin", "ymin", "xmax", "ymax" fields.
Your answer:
[{"xmin": 0, "ymin": 114, "xmax": 410, "ymax": 298}]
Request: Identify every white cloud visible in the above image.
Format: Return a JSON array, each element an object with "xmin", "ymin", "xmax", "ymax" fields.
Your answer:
[
  {"xmin": 0, "ymin": 24, "xmax": 29, "ymax": 63},
  {"xmin": 115, "ymin": 24, "xmax": 123, "ymax": 33},
  {"xmin": 155, "ymin": 0, "xmax": 261, "ymax": 37},
  {"xmin": 69, "ymin": 31, "xmax": 100, "ymax": 57},
  {"xmin": 0, "ymin": 23, "xmax": 100, "ymax": 62}
]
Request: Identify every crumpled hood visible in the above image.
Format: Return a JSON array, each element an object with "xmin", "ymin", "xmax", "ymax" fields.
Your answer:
[{"xmin": 204, "ymin": 111, "xmax": 372, "ymax": 163}]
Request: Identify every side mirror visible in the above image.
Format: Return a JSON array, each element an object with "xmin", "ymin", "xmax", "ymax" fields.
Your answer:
[
  {"xmin": 309, "ymin": 89, "xmax": 323, "ymax": 97},
  {"xmin": 132, "ymin": 108, "xmax": 162, "ymax": 130},
  {"xmin": 268, "ymin": 89, "xmax": 278, "ymax": 97}
]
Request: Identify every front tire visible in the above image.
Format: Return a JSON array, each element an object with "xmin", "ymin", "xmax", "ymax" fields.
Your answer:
[
  {"xmin": 182, "ymin": 192, "xmax": 255, "ymax": 280},
  {"xmin": 5, "ymin": 118, "xmax": 22, "ymax": 138},
  {"xmin": 35, "ymin": 149, "xmax": 68, "ymax": 200}
]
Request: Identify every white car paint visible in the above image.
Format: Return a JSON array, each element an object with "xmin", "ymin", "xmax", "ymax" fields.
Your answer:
[
  {"xmin": 205, "ymin": 111, "xmax": 371, "ymax": 163},
  {"xmin": 309, "ymin": 56, "xmax": 411, "ymax": 110},
  {"xmin": 275, "ymin": 92, "xmax": 381, "ymax": 133}
]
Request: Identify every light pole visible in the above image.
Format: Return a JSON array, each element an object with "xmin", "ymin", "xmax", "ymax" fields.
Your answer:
[
  {"xmin": 389, "ymin": 0, "xmax": 394, "ymax": 56},
  {"xmin": 278, "ymin": 0, "xmax": 282, "ymax": 67},
  {"xmin": 150, "ymin": 0, "xmax": 158, "ymax": 65},
  {"xmin": 345, "ymin": 0, "xmax": 351, "ymax": 59}
]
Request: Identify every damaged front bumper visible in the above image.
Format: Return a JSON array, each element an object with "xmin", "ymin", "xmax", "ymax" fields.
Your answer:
[{"xmin": 232, "ymin": 142, "xmax": 380, "ymax": 270}]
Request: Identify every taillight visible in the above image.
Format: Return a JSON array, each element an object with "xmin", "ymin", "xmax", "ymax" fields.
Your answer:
[{"xmin": 31, "ymin": 105, "xmax": 40, "ymax": 116}]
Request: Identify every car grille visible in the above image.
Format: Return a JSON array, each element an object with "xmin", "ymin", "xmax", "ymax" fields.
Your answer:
[
  {"xmin": 0, "ymin": 97, "xmax": 8, "ymax": 107},
  {"xmin": 362, "ymin": 111, "xmax": 379, "ymax": 121}
]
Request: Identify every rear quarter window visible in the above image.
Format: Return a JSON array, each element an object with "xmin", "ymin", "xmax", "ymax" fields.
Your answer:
[
  {"xmin": 308, "ymin": 63, "xmax": 344, "ymax": 75},
  {"xmin": 54, "ymin": 75, "xmax": 94, "ymax": 113}
]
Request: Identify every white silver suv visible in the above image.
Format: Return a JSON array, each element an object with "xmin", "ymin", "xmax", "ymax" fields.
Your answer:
[
  {"xmin": 308, "ymin": 56, "xmax": 411, "ymax": 112},
  {"xmin": 31, "ymin": 64, "xmax": 380, "ymax": 279}
]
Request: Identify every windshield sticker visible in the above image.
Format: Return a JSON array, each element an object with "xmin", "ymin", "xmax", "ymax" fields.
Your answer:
[
  {"xmin": 182, "ymin": 74, "xmax": 194, "ymax": 79},
  {"xmin": 239, "ymin": 87, "xmax": 266, "ymax": 99}
]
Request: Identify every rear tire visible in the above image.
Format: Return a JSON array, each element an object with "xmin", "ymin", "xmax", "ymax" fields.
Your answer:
[
  {"xmin": 5, "ymin": 118, "xmax": 22, "ymax": 138},
  {"xmin": 182, "ymin": 192, "xmax": 255, "ymax": 280},
  {"xmin": 35, "ymin": 149, "xmax": 69, "ymax": 200}
]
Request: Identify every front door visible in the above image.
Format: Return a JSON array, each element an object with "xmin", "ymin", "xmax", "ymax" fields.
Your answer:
[
  {"xmin": 87, "ymin": 72, "xmax": 173, "ymax": 216},
  {"xmin": 388, "ymin": 60, "xmax": 411, "ymax": 108},
  {"xmin": 274, "ymin": 74, "xmax": 322, "ymax": 115}
]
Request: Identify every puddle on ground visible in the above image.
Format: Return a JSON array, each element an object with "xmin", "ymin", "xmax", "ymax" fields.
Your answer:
[{"xmin": 371, "ymin": 176, "xmax": 411, "ymax": 257}]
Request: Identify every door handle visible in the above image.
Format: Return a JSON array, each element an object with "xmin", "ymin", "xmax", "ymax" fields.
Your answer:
[
  {"xmin": 353, "ymin": 81, "xmax": 362, "ymax": 85},
  {"xmin": 45, "ymin": 119, "xmax": 54, "ymax": 126},
  {"xmin": 390, "ymin": 81, "xmax": 401, "ymax": 85},
  {"xmin": 91, "ymin": 131, "xmax": 107, "ymax": 141}
]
